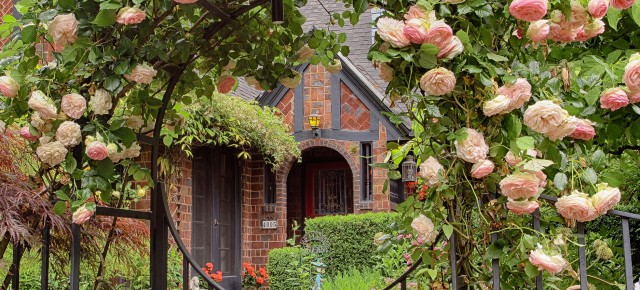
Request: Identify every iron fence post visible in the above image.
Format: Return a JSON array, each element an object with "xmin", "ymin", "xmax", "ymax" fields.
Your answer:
[
  {"xmin": 577, "ymin": 222, "xmax": 588, "ymax": 290},
  {"xmin": 532, "ymin": 209, "xmax": 542, "ymax": 290},
  {"xmin": 70, "ymin": 224, "xmax": 81, "ymax": 290},
  {"xmin": 41, "ymin": 220, "xmax": 50, "ymax": 290},
  {"xmin": 622, "ymin": 218, "xmax": 633, "ymax": 290},
  {"xmin": 11, "ymin": 242, "xmax": 21, "ymax": 290}
]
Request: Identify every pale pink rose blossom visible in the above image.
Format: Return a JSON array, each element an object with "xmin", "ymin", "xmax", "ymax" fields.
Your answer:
[
  {"xmin": 30, "ymin": 112, "xmax": 52, "ymax": 133},
  {"xmin": 174, "ymin": 0, "xmax": 197, "ymax": 3},
  {"xmin": 527, "ymin": 20, "xmax": 550, "ymax": 42},
  {"xmin": 376, "ymin": 17, "xmax": 411, "ymax": 48},
  {"xmin": 547, "ymin": 116, "xmax": 578, "ymax": 141},
  {"xmin": 419, "ymin": 67, "xmax": 456, "ymax": 96},
  {"xmin": 624, "ymin": 58, "xmax": 640, "ymax": 91},
  {"xmin": 403, "ymin": 19, "xmax": 429, "ymax": 44},
  {"xmin": 90, "ymin": 89, "xmax": 112, "ymax": 115},
  {"xmin": 570, "ymin": 118, "xmax": 596, "ymax": 140},
  {"xmin": 509, "ymin": 0, "xmax": 549, "ymax": 22},
  {"xmin": 116, "ymin": 7, "xmax": 146, "ymax": 25},
  {"xmin": 506, "ymin": 198, "xmax": 540, "ymax": 215},
  {"xmin": 505, "ymin": 149, "xmax": 539, "ymax": 167},
  {"xmin": 411, "ymin": 214, "xmax": 438, "ymax": 244},
  {"xmin": 72, "ymin": 205, "xmax": 94, "ymax": 225},
  {"xmin": 437, "ymin": 36, "xmax": 464, "ymax": 59},
  {"xmin": 419, "ymin": 156, "xmax": 445, "ymax": 186},
  {"xmin": 525, "ymin": 170, "xmax": 547, "ymax": 187},
  {"xmin": 529, "ymin": 245, "xmax": 567, "ymax": 274},
  {"xmin": 568, "ymin": 1, "xmax": 589, "ymax": 29},
  {"xmin": 471, "ymin": 160, "xmax": 495, "ymax": 179},
  {"xmin": 217, "ymin": 74, "xmax": 237, "ymax": 94},
  {"xmin": 86, "ymin": 141, "xmax": 109, "ymax": 161},
  {"xmin": 497, "ymin": 78, "xmax": 533, "ymax": 110},
  {"xmin": 581, "ymin": 19, "xmax": 606, "ymax": 40},
  {"xmin": 629, "ymin": 91, "xmax": 640, "ymax": 104},
  {"xmin": 524, "ymin": 100, "xmax": 569, "ymax": 134},
  {"xmin": 548, "ymin": 22, "xmax": 577, "ymax": 42},
  {"xmin": 0, "ymin": 76, "xmax": 18, "ymax": 97},
  {"xmin": 483, "ymin": 95, "xmax": 511, "ymax": 116},
  {"xmin": 48, "ymin": 14, "xmax": 79, "ymax": 47},
  {"xmin": 20, "ymin": 126, "xmax": 39, "ymax": 142},
  {"xmin": 425, "ymin": 21, "xmax": 454, "ymax": 51},
  {"xmin": 549, "ymin": 10, "xmax": 565, "ymax": 23},
  {"xmin": 499, "ymin": 172, "xmax": 541, "ymax": 200},
  {"xmin": 600, "ymin": 88, "xmax": 629, "ymax": 111},
  {"xmin": 592, "ymin": 185, "xmax": 621, "ymax": 214},
  {"xmin": 55, "ymin": 121, "xmax": 82, "ymax": 147},
  {"xmin": 28, "ymin": 90, "xmax": 58, "ymax": 120},
  {"xmin": 611, "ymin": 0, "xmax": 636, "ymax": 9},
  {"xmin": 404, "ymin": 5, "xmax": 427, "ymax": 20},
  {"xmin": 455, "ymin": 128, "xmax": 489, "ymax": 163},
  {"xmin": 61, "ymin": 93, "xmax": 87, "ymax": 119},
  {"xmin": 588, "ymin": 0, "xmax": 609, "ymax": 18},
  {"xmin": 555, "ymin": 191, "xmax": 598, "ymax": 222},
  {"xmin": 36, "ymin": 141, "xmax": 68, "ymax": 166},
  {"xmin": 124, "ymin": 64, "xmax": 157, "ymax": 84}
]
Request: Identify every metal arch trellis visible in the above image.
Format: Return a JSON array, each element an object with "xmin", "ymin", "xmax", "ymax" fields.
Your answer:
[
  {"xmin": 4, "ymin": 1, "xmax": 277, "ymax": 290},
  {"xmin": 383, "ymin": 194, "xmax": 640, "ymax": 290}
]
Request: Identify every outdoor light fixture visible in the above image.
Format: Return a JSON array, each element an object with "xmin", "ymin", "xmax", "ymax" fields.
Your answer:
[
  {"xmin": 308, "ymin": 113, "xmax": 321, "ymax": 138},
  {"xmin": 272, "ymin": 0, "xmax": 284, "ymax": 24},
  {"xmin": 401, "ymin": 155, "xmax": 417, "ymax": 182}
]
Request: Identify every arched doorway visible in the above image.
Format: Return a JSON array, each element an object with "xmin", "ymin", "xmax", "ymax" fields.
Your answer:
[{"xmin": 286, "ymin": 146, "xmax": 355, "ymax": 239}]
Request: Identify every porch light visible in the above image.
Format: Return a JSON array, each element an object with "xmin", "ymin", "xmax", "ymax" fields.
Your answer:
[
  {"xmin": 308, "ymin": 113, "xmax": 321, "ymax": 138},
  {"xmin": 272, "ymin": 0, "xmax": 284, "ymax": 24},
  {"xmin": 401, "ymin": 155, "xmax": 417, "ymax": 182}
]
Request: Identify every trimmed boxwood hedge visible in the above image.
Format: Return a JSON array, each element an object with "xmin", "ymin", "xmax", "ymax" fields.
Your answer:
[
  {"xmin": 266, "ymin": 247, "xmax": 313, "ymax": 290},
  {"xmin": 303, "ymin": 212, "xmax": 399, "ymax": 276}
]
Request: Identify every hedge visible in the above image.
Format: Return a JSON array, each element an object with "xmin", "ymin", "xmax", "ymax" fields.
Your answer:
[
  {"xmin": 266, "ymin": 247, "xmax": 313, "ymax": 290},
  {"xmin": 303, "ymin": 212, "xmax": 399, "ymax": 276}
]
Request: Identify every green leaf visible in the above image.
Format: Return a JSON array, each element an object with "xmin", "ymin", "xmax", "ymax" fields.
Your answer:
[
  {"xmin": 163, "ymin": 135, "xmax": 173, "ymax": 146},
  {"xmin": 21, "ymin": 25, "xmax": 37, "ymax": 43},
  {"xmin": 64, "ymin": 153, "xmax": 77, "ymax": 173},
  {"xmin": 426, "ymin": 269, "xmax": 438, "ymax": 280},
  {"xmin": 591, "ymin": 150, "xmax": 606, "ymax": 170},
  {"xmin": 607, "ymin": 8, "xmax": 622, "ymax": 30},
  {"xmin": 485, "ymin": 241, "xmax": 504, "ymax": 259},
  {"xmin": 600, "ymin": 170, "xmax": 624, "ymax": 187},
  {"xmin": 59, "ymin": 0, "xmax": 75, "ymax": 9},
  {"xmin": 553, "ymin": 173, "xmax": 568, "ymax": 190},
  {"xmin": 113, "ymin": 127, "xmax": 136, "ymax": 147},
  {"xmin": 368, "ymin": 51, "xmax": 391, "ymax": 62},
  {"xmin": 53, "ymin": 201, "xmax": 66, "ymax": 215},
  {"xmin": 455, "ymin": 30, "xmax": 471, "ymax": 51},
  {"xmin": 442, "ymin": 224, "xmax": 454, "ymax": 239},
  {"xmin": 522, "ymin": 159, "xmax": 554, "ymax": 171},
  {"xmin": 632, "ymin": 105, "xmax": 640, "ymax": 115},
  {"xmin": 504, "ymin": 114, "xmax": 522, "ymax": 140},
  {"xmin": 425, "ymin": 104, "xmax": 442, "ymax": 117},
  {"xmin": 133, "ymin": 170, "xmax": 146, "ymax": 181},
  {"xmin": 525, "ymin": 262, "xmax": 540, "ymax": 278},
  {"xmin": 515, "ymin": 136, "xmax": 535, "ymax": 150},
  {"xmin": 354, "ymin": 0, "xmax": 367, "ymax": 14},
  {"xmin": 418, "ymin": 54, "xmax": 437, "ymax": 69},
  {"xmin": 92, "ymin": 9, "xmax": 117, "ymax": 27},
  {"xmin": 388, "ymin": 170, "xmax": 401, "ymax": 180},
  {"xmin": 631, "ymin": 1, "xmax": 640, "ymax": 27},
  {"xmin": 55, "ymin": 191, "xmax": 70, "ymax": 201},
  {"xmin": 487, "ymin": 53, "xmax": 508, "ymax": 62},
  {"xmin": 96, "ymin": 159, "xmax": 114, "ymax": 179},
  {"xmin": 582, "ymin": 168, "xmax": 598, "ymax": 184},
  {"xmin": 420, "ymin": 43, "xmax": 439, "ymax": 55}
]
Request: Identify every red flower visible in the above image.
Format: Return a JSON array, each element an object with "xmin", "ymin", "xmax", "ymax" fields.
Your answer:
[
  {"xmin": 258, "ymin": 267, "xmax": 269, "ymax": 279},
  {"xmin": 211, "ymin": 271, "xmax": 223, "ymax": 282},
  {"xmin": 205, "ymin": 262, "xmax": 214, "ymax": 271},
  {"xmin": 256, "ymin": 277, "xmax": 264, "ymax": 285}
]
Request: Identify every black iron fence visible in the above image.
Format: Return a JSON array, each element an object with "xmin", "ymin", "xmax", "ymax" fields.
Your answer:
[{"xmin": 383, "ymin": 194, "xmax": 640, "ymax": 290}]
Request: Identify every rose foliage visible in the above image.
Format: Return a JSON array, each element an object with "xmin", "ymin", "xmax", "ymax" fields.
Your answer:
[{"xmin": 348, "ymin": 0, "xmax": 640, "ymax": 288}]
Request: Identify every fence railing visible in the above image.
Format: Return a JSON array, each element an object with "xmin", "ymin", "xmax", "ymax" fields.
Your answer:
[{"xmin": 384, "ymin": 194, "xmax": 639, "ymax": 290}]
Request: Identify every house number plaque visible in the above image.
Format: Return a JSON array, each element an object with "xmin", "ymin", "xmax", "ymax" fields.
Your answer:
[{"xmin": 261, "ymin": 219, "xmax": 277, "ymax": 229}]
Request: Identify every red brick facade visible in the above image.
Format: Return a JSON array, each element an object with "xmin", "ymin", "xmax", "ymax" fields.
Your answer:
[{"xmin": 341, "ymin": 82, "xmax": 371, "ymax": 131}]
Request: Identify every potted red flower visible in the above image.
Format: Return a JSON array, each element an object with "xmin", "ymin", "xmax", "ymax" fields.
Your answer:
[{"xmin": 241, "ymin": 262, "xmax": 269, "ymax": 289}]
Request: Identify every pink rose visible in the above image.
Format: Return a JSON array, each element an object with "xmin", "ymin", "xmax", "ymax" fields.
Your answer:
[
  {"xmin": 404, "ymin": 6, "xmax": 427, "ymax": 20},
  {"xmin": 611, "ymin": 0, "xmax": 636, "ymax": 9},
  {"xmin": 483, "ymin": 95, "xmax": 511, "ymax": 117},
  {"xmin": 568, "ymin": 1, "xmax": 589, "ymax": 29},
  {"xmin": 403, "ymin": 19, "xmax": 429, "ymax": 44},
  {"xmin": 547, "ymin": 116, "xmax": 578, "ymax": 141},
  {"xmin": 509, "ymin": 0, "xmax": 549, "ymax": 22},
  {"xmin": 437, "ymin": 36, "xmax": 463, "ymax": 59},
  {"xmin": 548, "ymin": 22, "xmax": 577, "ymax": 42},
  {"xmin": 578, "ymin": 19, "xmax": 605, "ymax": 41},
  {"xmin": 72, "ymin": 205, "xmax": 94, "ymax": 225},
  {"xmin": 592, "ymin": 185, "xmax": 621, "ymax": 214},
  {"xmin": 471, "ymin": 160, "xmax": 495, "ymax": 179},
  {"xmin": 48, "ymin": 14, "xmax": 79, "ymax": 47},
  {"xmin": 527, "ymin": 20, "xmax": 550, "ymax": 42},
  {"xmin": 497, "ymin": 78, "xmax": 533, "ymax": 110},
  {"xmin": 61, "ymin": 93, "xmax": 87, "ymax": 119},
  {"xmin": 174, "ymin": 0, "xmax": 197, "ymax": 3},
  {"xmin": 555, "ymin": 191, "xmax": 598, "ymax": 222},
  {"xmin": 455, "ymin": 128, "xmax": 489, "ymax": 163},
  {"xmin": 20, "ymin": 126, "xmax": 39, "ymax": 142},
  {"xmin": 505, "ymin": 149, "xmax": 538, "ymax": 166},
  {"xmin": 529, "ymin": 246, "xmax": 567, "ymax": 274},
  {"xmin": 419, "ymin": 156, "xmax": 444, "ymax": 186},
  {"xmin": 28, "ymin": 90, "xmax": 58, "ymax": 120},
  {"xmin": 411, "ymin": 214, "xmax": 438, "ymax": 244},
  {"xmin": 217, "ymin": 74, "xmax": 237, "ymax": 94},
  {"xmin": 0, "ymin": 76, "xmax": 18, "ymax": 97},
  {"xmin": 570, "ymin": 118, "xmax": 596, "ymax": 140},
  {"xmin": 124, "ymin": 64, "xmax": 157, "ymax": 84},
  {"xmin": 116, "ymin": 7, "xmax": 146, "ymax": 25},
  {"xmin": 376, "ymin": 17, "xmax": 410, "ymax": 48},
  {"xmin": 499, "ymin": 172, "xmax": 541, "ymax": 200},
  {"xmin": 600, "ymin": 88, "xmax": 629, "ymax": 111},
  {"xmin": 588, "ymin": 0, "xmax": 609, "ymax": 18},
  {"xmin": 525, "ymin": 170, "xmax": 547, "ymax": 187},
  {"xmin": 419, "ymin": 67, "xmax": 456, "ymax": 96},
  {"xmin": 36, "ymin": 141, "xmax": 67, "ymax": 166},
  {"xmin": 86, "ymin": 141, "xmax": 108, "ymax": 161},
  {"xmin": 506, "ymin": 198, "xmax": 539, "ymax": 215},
  {"xmin": 524, "ymin": 100, "xmax": 569, "ymax": 135},
  {"xmin": 624, "ymin": 58, "xmax": 640, "ymax": 91},
  {"xmin": 629, "ymin": 91, "xmax": 640, "ymax": 103},
  {"xmin": 425, "ymin": 21, "xmax": 453, "ymax": 51}
]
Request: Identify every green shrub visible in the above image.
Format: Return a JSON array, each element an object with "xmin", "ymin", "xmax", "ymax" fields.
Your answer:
[
  {"xmin": 267, "ymin": 247, "xmax": 313, "ymax": 290},
  {"xmin": 323, "ymin": 268, "xmax": 386, "ymax": 290},
  {"xmin": 304, "ymin": 212, "xmax": 399, "ymax": 276}
]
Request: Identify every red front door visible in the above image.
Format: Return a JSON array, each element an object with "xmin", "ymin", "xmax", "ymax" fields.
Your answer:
[{"xmin": 305, "ymin": 162, "xmax": 353, "ymax": 217}]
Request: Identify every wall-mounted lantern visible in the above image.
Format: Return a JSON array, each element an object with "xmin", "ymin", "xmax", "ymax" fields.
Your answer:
[
  {"xmin": 308, "ymin": 113, "xmax": 321, "ymax": 138},
  {"xmin": 401, "ymin": 155, "xmax": 417, "ymax": 182}
]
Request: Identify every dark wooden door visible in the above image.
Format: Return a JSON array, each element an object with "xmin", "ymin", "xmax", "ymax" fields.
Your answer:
[{"xmin": 192, "ymin": 148, "xmax": 242, "ymax": 289}]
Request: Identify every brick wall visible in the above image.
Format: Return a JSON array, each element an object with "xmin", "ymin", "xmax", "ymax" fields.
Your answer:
[
  {"xmin": 340, "ymin": 82, "xmax": 370, "ymax": 131},
  {"xmin": 275, "ymin": 90, "xmax": 294, "ymax": 131},
  {"xmin": 303, "ymin": 64, "xmax": 332, "ymax": 130},
  {"xmin": 0, "ymin": 0, "xmax": 12, "ymax": 47}
]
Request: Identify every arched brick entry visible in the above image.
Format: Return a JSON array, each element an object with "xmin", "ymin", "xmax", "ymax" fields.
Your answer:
[{"xmin": 275, "ymin": 139, "xmax": 363, "ymax": 236}]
